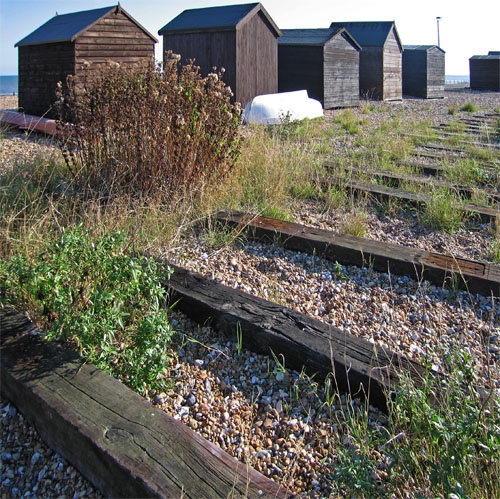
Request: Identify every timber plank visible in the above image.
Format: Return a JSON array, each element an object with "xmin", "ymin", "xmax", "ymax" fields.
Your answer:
[
  {"xmin": 330, "ymin": 167, "xmax": 500, "ymax": 204},
  {"xmin": 166, "ymin": 265, "xmax": 424, "ymax": 411},
  {"xmin": 0, "ymin": 306, "xmax": 289, "ymax": 499},
  {"xmin": 342, "ymin": 179, "xmax": 499, "ymax": 223},
  {"xmin": 215, "ymin": 211, "xmax": 500, "ymax": 296}
]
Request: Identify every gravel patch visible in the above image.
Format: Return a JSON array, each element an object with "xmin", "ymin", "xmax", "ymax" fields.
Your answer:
[
  {"xmin": 1, "ymin": 89, "xmax": 499, "ymax": 497},
  {"xmin": 0, "ymin": 400, "xmax": 102, "ymax": 498},
  {"xmin": 0, "ymin": 97, "xmax": 61, "ymax": 174}
]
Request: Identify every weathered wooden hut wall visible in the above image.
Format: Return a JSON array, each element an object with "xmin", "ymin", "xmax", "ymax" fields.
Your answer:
[
  {"xmin": 330, "ymin": 21, "xmax": 403, "ymax": 101},
  {"xmin": 159, "ymin": 4, "xmax": 281, "ymax": 107},
  {"xmin": 359, "ymin": 46, "xmax": 383, "ymax": 99},
  {"xmin": 402, "ymin": 49, "xmax": 426, "ymax": 97},
  {"xmin": 278, "ymin": 45, "xmax": 324, "ymax": 102},
  {"xmin": 323, "ymin": 34, "xmax": 359, "ymax": 108},
  {"xmin": 402, "ymin": 46, "xmax": 445, "ymax": 98},
  {"xmin": 426, "ymin": 47, "xmax": 445, "ymax": 98},
  {"xmin": 382, "ymin": 29, "xmax": 403, "ymax": 100},
  {"xmin": 161, "ymin": 31, "xmax": 238, "ymax": 98},
  {"xmin": 75, "ymin": 10, "xmax": 156, "ymax": 71},
  {"xmin": 18, "ymin": 42, "xmax": 75, "ymax": 117},
  {"xmin": 16, "ymin": 6, "xmax": 157, "ymax": 118},
  {"xmin": 236, "ymin": 11, "xmax": 279, "ymax": 107},
  {"xmin": 470, "ymin": 52, "xmax": 500, "ymax": 91},
  {"xmin": 278, "ymin": 28, "xmax": 360, "ymax": 109}
]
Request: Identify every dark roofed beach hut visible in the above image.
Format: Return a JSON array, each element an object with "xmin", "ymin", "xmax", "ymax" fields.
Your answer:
[
  {"xmin": 402, "ymin": 45, "xmax": 445, "ymax": 98},
  {"xmin": 158, "ymin": 3, "xmax": 282, "ymax": 107},
  {"xmin": 469, "ymin": 51, "xmax": 500, "ymax": 91},
  {"xmin": 15, "ymin": 5, "xmax": 157, "ymax": 118},
  {"xmin": 278, "ymin": 28, "xmax": 361, "ymax": 109},
  {"xmin": 329, "ymin": 21, "xmax": 403, "ymax": 101}
]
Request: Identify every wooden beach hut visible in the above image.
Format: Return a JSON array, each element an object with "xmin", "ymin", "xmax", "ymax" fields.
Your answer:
[
  {"xmin": 15, "ymin": 5, "xmax": 157, "ymax": 118},
  {"xmin": 278, "ymin": 27, "xmax": 361, "ymax": 109},
  {"xmin": 329, "ymin": 21, "xmax": 403, "ymax": 101},
  {"xmin": 402, "ymin": 45, "xmax": 445, "ymax": 98},
  {"xmin": 469, "ymin": 51, "xmax": 500, "ymax": 91},
  {"xmin": 158, "ymin": 3, "xmax": 282, "ymax": 107}
]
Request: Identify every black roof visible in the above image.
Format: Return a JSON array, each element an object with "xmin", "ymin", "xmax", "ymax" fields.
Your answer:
[
  {"xmin": 279, "ymin": 27, "xmax": 361, "ymax": 51},
  {"xmin": 329, "ymin": 21, "xmax": 400, "ymax": 48},
  {"xmin": 158, "ymin": 2, "xmax": 281, "ymax": 36},
  {"xmin": 279, "ymin": 28, "xmax": 336, "ymax": 46},
  {"xmin": 16, "ymin": 5, "xmax": 157, "ymax": 47},
  {"xmin": 404, "ymin": 44, "xmax": 445, "ymax": 53},
  {"xmin": 470, "ymin": 52, "xmax": 500, "ymax": 60}
]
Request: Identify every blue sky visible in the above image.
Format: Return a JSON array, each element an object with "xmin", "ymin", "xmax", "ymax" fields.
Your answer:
[{"xmin": 1, "ymin": 0, "xmax": 498, "ymax": 76}]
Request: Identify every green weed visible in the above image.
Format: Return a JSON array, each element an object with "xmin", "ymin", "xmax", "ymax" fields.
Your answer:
[
  {"xmin": 420, "ymin": 189, "xmax": 464, "ymax": 232},
  {"xmin": 460, "ymin": 101, "xmax": 478, "ymax": 113},
  {"xmin": 0, "ymin": 226, "xmax": 174, "ymax": 394}
]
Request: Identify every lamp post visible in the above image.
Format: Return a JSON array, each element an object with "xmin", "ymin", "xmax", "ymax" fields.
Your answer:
[{"xmin": 436, "ymin": 16, "xmax": 442, "ymax": 47}]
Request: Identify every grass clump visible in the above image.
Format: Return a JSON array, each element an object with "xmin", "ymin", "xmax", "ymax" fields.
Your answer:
[
  {"xmin": 386, "ymin": 352, "xmax": 500, "ymax": 498},
  {"xmin": 420, "ymin": 189, "xmax": 464, "ymax": 232},
  {"xmin": 491, "ymin": 219, "xmax": 500, "ymax": 263},
  {"xmin": 460, "ymin": 101, "xmax": 479, "ymax": 113},
  {"xmin": 325, "ymin": 352, "xmax": 500, "ymax": 498},
  {"xmin": 334, "ymin": 108, "xmax": 368, "ymax": 134},
  {"xmin": 0, "ymin": 226, "xmax": 174, "ymax": 394}
]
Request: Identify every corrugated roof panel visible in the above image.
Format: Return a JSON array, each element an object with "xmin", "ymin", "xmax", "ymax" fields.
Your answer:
[
  {"xmin": 329, "ymin": 21, "xmax": 395, "ymax": 46},
  {"xmin": 158, "ymin": 3, "xmax": 260, "ymax": 33},
  {"xmin": 15, "ymin": 6, "xmax": 115, "ymax": 46}
]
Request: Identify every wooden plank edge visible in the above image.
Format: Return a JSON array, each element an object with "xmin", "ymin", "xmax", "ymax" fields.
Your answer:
[
  {"xmin": 215, "ymin": 211, "xmax": 500, "ymax": 297},
  {"xmin": 0, "ymin": 305, "xmax": 290, "ymax": 499}
]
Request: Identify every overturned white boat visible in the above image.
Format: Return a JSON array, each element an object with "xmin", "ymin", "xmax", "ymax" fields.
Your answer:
[{"xmin": 242, "ymin": 90, "xmax": 323, "ymax": 125}]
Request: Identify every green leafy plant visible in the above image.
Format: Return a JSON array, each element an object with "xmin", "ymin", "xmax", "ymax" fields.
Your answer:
[
  {"xmin": 0, "ymin": 226, "xmax": 174, "ymax": 393},
  {"xmin": 387, "ymin": 350, "xmax": 500, "ymax": 498}
]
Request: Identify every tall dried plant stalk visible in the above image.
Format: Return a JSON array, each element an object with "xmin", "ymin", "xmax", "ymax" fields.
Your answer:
[{"xmin": 55, "ymin": 55, "xmax": 241, "ymax": 205}]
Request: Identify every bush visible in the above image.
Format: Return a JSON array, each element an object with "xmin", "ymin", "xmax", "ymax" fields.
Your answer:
[
  {"xmin": 55, "ymin": 55, "xmax": 241, "ymax": 204},
  {"xmin": 0, "ymin": 226, "xmax": 174, "ymax": 393}
]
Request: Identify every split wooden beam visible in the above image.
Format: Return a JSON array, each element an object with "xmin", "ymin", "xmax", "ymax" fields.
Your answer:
[{"xmin": 166, "ymin": 265, "xmax": 426, "ymax": 412}]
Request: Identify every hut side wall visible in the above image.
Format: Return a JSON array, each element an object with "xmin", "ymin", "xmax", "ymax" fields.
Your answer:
[
  {"xmin": 426, "ymin": 47, "xmax": 445, "ymax": 98},
  {"xmin": 278, "ymin": 45, "xmax": 324, "ymax": 103},
  {"xmin": 359, "ymin": 46, "xmax": 383, "ymax": 99},
  {"xmin": 18, "ymin": 42, "xmax": 75, "ymax": 117},
  {"xmin": 75, "ymin": 10, "xmax": 155, "ymax": 72},
  {"xmin": 403, "ymin": 48, "xmax": 445, "ymax": 98},
  {"xmin": 402, "ymin": 50, "xmax": 426, "ymax": 97},
  {"xmin": 323, "ymin": 35, "xmax": 359, "ymax": 108},
  {"xmin": 470, "ymin": 59, "xmax": 500, "ymax": 91},
  {"xmin": 162, "ymin": 31, "xmax": 237, "ymax": 101},
  {"xmin": 382, "ymin": 29, "xmax": 402, "ymax": 100},
  {"xmin": 237, "ymin": 11, "xmax": 278, "ymax": 107}
]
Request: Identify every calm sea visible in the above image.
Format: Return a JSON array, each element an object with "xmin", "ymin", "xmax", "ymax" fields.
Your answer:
[
  {"xmin": 0, "ymin": 74, "xmax": 470, "ymax": 96},
  {"xmin": 445, "ymin": 75, "xmax": 470, "ymax": 84},
  {"xmin": 0, "ymin": 75, "xmax": 19, "ymax": 95}
]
